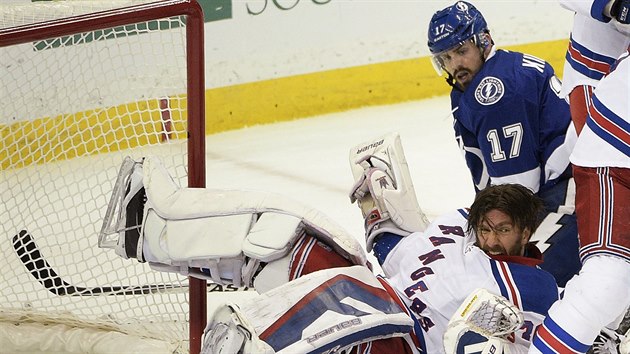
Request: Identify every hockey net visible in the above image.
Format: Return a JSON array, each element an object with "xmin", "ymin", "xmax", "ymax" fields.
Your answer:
[{"xmin": 0, "ymin": 1, "xmax": 205, "ymax": 352}]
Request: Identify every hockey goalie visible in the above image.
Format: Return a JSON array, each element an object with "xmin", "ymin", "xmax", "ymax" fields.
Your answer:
[{"xmin": 99, "ymin": 133, "xmax": 576, "ymax": 353}]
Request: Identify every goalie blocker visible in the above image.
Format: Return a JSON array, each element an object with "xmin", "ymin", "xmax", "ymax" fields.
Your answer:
[{"xmin": 348, "ymin": 133, "xmax": 430, "ymax": 252}]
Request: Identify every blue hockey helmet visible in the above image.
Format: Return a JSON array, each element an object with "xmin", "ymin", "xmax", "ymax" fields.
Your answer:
[{"xmin": 427, "ymin": 1, "xmax": 490, "ymax": 74}]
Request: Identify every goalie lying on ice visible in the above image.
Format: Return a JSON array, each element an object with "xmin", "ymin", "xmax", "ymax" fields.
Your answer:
[{"xmin": 99, "ymin": 133, "xmax": 559, "ymax": 353}]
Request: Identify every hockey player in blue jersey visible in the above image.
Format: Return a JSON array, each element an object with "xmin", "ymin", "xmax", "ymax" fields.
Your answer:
[
  {"xmin": 99, "ymin": 133, "xmax": 560, "ymax": 353},
  {"xmin": 426, "ymin": 1, "xmax": 580, "ymax": 288}
]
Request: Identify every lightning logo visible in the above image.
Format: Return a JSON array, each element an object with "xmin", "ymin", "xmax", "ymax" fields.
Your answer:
[
  {"xmin": 530, "ymin": 212, "xmax": 565, "ymax": 253},
  {"xmin": 532, "ymin": 180, "xmax": 576, "ymax": 253},
  {"xmin": 474, "ymin": 76, "xmax": 504, "ymax": 106}
]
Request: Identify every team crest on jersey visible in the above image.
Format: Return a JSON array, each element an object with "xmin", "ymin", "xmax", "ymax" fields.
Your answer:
[{"xmin": 474, "ymin": 76, "xmax": 504, "ymax": 105}]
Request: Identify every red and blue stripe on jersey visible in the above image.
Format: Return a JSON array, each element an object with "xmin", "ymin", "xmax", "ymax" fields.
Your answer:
[
  {"xmin": 566, "ymin": 35, "xmax": 616, "ymax": 81},
  {"xmin": 490, "ymin": 259, "xmax": 558, "ymax": 316},
  {"xmin": 586, "ymin": 94, "xmax": 630, "ymax": 158},
  {"xmin": 532, "ymin": 316, "xmax": 591, "ymax": 353}
]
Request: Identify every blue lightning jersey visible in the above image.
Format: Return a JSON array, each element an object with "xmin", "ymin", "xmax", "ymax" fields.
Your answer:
[{"xmin": 450, "ymin": 49, "xmax": 576, "ymax": 203}]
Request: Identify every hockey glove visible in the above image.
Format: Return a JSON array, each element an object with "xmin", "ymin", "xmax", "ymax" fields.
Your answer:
[
  {"xmin": 349, "ymin": 133, "xmax": 429, "ymax": 252},
  {"xmin": 608, "ymin": 0, "xmax": 630, "ymax": 34},
  {"xmin": 443, "ymin": 288, "xmax": 524, "ymax": 354},
  {"xmin": 611, "ymin": 0, "xmax": 630, "ymax": 23}
]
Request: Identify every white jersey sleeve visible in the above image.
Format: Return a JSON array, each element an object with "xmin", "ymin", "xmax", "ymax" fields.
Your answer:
[
  {"xmin": 559, "ymin": 11, "xmax": 630, "ymax": 98},
  {"xmin": 570, "ymin": 49, "xmax": 630, "ymax": 168},
  {"xmin": 560, "ymin": 0, "xmax": 619, "ymax": 22},
  {"xmin": 381, "ymin": 209, "xmax": 559, "ymax": 353}
]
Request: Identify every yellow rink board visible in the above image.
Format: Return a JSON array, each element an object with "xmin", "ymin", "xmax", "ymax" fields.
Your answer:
[{"xmin": 0, "ymin": 39, "xmax": 568, "ymax": 170}]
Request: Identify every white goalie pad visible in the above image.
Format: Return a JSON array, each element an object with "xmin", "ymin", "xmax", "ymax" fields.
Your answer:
[
  {"xmin": 202, "ymin": 265, "xmax": 416, "ymax": 354},
  {"xmin": 443, "ymin": 288, "xmax": 524, "ymax": 354},
  {"xmin": 133, "ymin": 156, "xmax": 367, "ymax": 287},
  {"xmin": 243, "ymin": 212, "xmax": 304, "ymax": 262},
  {"xmin": 349, "ymin": 133, "xmax": 429, "ymax": 250}
]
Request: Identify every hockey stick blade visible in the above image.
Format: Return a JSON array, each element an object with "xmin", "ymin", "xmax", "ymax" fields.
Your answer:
[{"xmin": 12, "ymin": 229, "xmax": 189, "ymax": 296}]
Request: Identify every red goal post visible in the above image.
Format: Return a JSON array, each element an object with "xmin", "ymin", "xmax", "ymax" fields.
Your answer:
[{"xmin": 0, "ymin": 1, "xmax": 206, "ymax": 353}]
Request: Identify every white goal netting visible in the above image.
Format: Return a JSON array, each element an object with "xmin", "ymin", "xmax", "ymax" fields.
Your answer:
[{"xmin": 1, "ymin": 1, "xmax": 205, "ymax": 352}]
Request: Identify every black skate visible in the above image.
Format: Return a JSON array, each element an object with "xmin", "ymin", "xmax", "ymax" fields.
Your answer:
[{"xmin": 98, "ymin": 156, "xmax": 146, "ymax": 262}]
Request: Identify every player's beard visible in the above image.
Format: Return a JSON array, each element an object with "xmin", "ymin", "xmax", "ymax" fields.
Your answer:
[
  {"xmin": 475, "ymin": 236, "xmax": 526, "ymax": 257},
  {"xmin": 482, "ymin": 243, "xmax": 524, "ymax": 257},
  {"xmin": 454, "ymin": 50, "xmax": 486, "ymax": 90},
  {"xmin": 454, "ymin": 69, "xmax": 473, "ymax": 89}
]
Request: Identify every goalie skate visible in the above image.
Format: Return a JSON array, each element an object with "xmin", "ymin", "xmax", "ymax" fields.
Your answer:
[{"xmin": 98, "ymin": 156, "xmax": 146, "ymax": 261}]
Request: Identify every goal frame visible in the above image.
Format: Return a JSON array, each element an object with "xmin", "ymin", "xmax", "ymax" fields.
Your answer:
[{"xmin": 0, "ymin": 1, "xmax": 207, "ymax": 353}]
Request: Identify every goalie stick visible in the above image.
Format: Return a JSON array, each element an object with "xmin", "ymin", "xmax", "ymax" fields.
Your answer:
[{"xmin": 12, "ymin": 229, "xmax": 246, "ymax": 296}]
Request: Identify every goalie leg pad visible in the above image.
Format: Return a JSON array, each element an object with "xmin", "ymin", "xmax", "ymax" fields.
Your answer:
[
  {"xmin": 162, "ymin": 215, "xmax": 255, "ymax": 261},
  {"xmin": 141, "ymin": 206, "xmax": 310, "ymax": 287},
  {"xmin": 141, "ymin": 156, "xmax": 366, "ymax": 267},
  {"xmin": 238, "ymin": 265, "xmax": 414, "ymax": 353},
  {"xmin": 255, "ymin": 230, "xmax": 365, "ymax": 294},
  {"xmin": 104, "ymin": 155, "xmax": 369, "ymax": 289},
  {"xmin": 242, "ymin": 212, "xmax": 304, "ymax": 262},
  {"xmin": 142, "ymin": 157, "xmax": 361, "ymax": 261}
]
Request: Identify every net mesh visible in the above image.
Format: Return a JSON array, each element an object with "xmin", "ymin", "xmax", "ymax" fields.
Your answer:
[{"xmin": 1, "ymin": 1, "xmax": 197, "ymax": 350}]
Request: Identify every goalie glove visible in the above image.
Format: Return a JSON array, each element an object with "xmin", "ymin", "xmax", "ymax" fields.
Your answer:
[
  {"xmin": 443, "ymin": 288, "xmax": 524, "ymax": 354},
  {"xmin": 610, "ymin": 0, "xmax": 630, "ymax": 24},
  {"xmin": 349, "ymin": 133, "xmax": 429, "ymax": 252},
  {"xmin": 606, "ymin": 0, "xmax": 630, "ymax": 34}
]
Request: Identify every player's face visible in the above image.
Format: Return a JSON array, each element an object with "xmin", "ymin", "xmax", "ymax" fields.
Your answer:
[
  {"xmin": 475, "ymin": 209, "xmax": 530, "ymax": 257},
  {"xmin": 437, "ymin": 39, "xmax": 484, "ymax": 89}
]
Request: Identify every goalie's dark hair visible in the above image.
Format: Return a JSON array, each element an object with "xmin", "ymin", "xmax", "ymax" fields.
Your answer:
[{"xmin": 466, "ymin": 184, "xmax": 544, "ymax": 236}]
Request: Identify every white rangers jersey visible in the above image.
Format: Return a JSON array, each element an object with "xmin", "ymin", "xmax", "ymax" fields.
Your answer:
[
  {"xmin": 559, "ymin": 0, "xmax": 630, "ymax": 98},
  {"xmin": 571, "ymin": 49, "xmax": 630, "ymax": 168},
  {"xmin": 380, "ymin": 209, "xmax": 559, "ymax": 353}
]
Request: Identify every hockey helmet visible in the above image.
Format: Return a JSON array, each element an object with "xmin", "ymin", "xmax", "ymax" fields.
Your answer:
[{"xmin": 427, "ymin": 1, "xmax": 490, "ymax": 74}]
